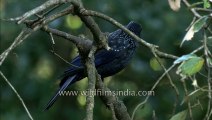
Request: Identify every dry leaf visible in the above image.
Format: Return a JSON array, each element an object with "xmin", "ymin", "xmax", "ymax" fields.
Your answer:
[
  {"xmin": 181, "ymin": 16, "xmax": 208, "ymax": 46},
  {"xmin": 192, "ymin": 79, "xmax": 199, "ymax": 88},
  {"xmin": 181, "ymin": 26, "xmax": 194, "ymax": 46},
  {"xmin": 168, "ymin": 0, "xmax": 181, "ymax": 11}
]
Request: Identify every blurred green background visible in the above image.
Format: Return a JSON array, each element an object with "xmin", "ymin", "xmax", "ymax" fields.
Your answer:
[{"xmin": 0, "ymin": 0, "xmax": 208, "ymax": 120}]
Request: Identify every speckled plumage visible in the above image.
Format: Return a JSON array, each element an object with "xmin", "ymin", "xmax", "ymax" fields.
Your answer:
[{"xmin": 44, "ymin": 21, "xmax": 142, "ymax": 110}]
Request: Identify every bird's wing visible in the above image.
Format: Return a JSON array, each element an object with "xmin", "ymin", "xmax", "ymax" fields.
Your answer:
[
  {"xmin": 63, "ymin": 49, "xmax": 119, "ymax": 74},
  {"xmin": 60, "ymin": 49, "xmax": 119, "ymax": 86},
  {"xmin": 94, "ymin": 49, "xmax": 120, "ymax": 67},
  {"xmin": 61, "ymin": 28, "xmax": 122, "ymax": 78}
]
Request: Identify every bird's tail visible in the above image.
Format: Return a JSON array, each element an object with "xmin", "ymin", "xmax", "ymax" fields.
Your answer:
[{"xmin": 43, "ymin": 75, "xmax": 77, "ymax": 110}]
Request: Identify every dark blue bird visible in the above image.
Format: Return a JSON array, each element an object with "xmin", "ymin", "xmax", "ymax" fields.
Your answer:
[{"xmin": 44, "ymin": 21, "xmax": 142, "ymax": 110}]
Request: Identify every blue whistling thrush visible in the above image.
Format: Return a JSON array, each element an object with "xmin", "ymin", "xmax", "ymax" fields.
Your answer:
[{"xmin": 44, "ymin": 21, "xmax": 142, "ymax": 110}]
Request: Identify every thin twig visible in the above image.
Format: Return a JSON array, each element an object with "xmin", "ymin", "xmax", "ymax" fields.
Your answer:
[
  {"xmin": 0, "ymin": 28, "xmax": 32, "ymax": 66},
  {"xmin": 181, "ymin": 79, "xmax": 193, "ymax": 120},
  {"xmin": 42, "ymin": 26, "xmax": 87, "ymax": 45},
  {"xmin": 131, "ymin": 64, "xmax": 176, "ymax": 120},
  {"xmin": 152, "ymin": 110, "xmax": 157, "ymax": 120},
  {"xmin": 191, "ymin": 46, "xmax": 204, "ymax": 54},
  {"xmin": 32, "ymin": 6, "xmax": 73, "ymax": 30},
  {"xmin": 152, "ymin": 50, "xmax": 179, "ymax": 116},
  {"xmin": 49, "ymin": 32, "xmax": 55, "ymax": 44},
  {"xmin": 40, "ymin": 4, "xmax": 64, "ymax": 17},
  {"xmin": 207, "ymin": 108, "xmax": 212, "ymax": 120},
  {"xmin": 194, "ymin": 8, "xmax": 212, "ymax": 12},
  {"xmin": 203, "ymin": 29, "xmax": 212, "ymax": 120},
  {"xmin": 0, "ymin": 71, "xmax": 34, "ymax": 120},
  {"xmin": 49, "ymin": 50, "xmax": 80, "ymax": 68},
  {"xmin": 182, "ymin": 0, "xmax": 201, "ymax": 18},
  {"xmin": 186, "ymin": 17, "xmax": 196, "ymax": 31},
  {"xmin": 5, "ymin": 0, "xmax": 68, "ymax": 24}
]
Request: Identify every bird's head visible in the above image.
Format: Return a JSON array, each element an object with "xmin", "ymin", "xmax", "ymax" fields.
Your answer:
[{"xmin": 126, "ymin": 21, "xmax": 142, "ymax": 36}]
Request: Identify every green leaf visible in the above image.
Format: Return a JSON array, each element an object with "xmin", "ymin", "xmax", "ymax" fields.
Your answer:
[
  {"xmin": 77, "ymin": 95, "xmax": 86, "ymax": 106},
  {"xmin": 193, "ymin": 16, "xmax": 208, "ymax": 32},
  {"xmin": 150, "ymin": 57, "xmax": 165, "ymax": 71},
  {"xmin": 170, "ymin": 110, "xmax": 187, "ymax": 120},
  {"xmin": 65, "ymin": 15, "xmax": 82, "ymax": 29},
  {"xmin": 179, "ymin": 56, "xmax": 204, "ymax": 76},
  {"xmin": 181, "ymin": 86, "xmax": 208, "ymax": 105},
  {"xmin": 203, "ymin": 0, "xmax": 211, "ymax": 8}
]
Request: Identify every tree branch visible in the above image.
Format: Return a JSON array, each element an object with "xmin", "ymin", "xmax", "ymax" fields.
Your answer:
[
  {"xmin": 96, "ymin": 75, "xmax": 131, "ymax": 120},
  {"xmin": 80, "ymin": 9, "xmax": 178, "ymax": 59},
  {"xmin": 71, "ymin": 0, "xmax": 109, "ymax": 50},
  {"xmin": 83, "ymin": 47, "xmax": 97, "ymax": 120},
  {"xmin": 5, "ymin": 0, "xmax": 67, "ymax": 24}
]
